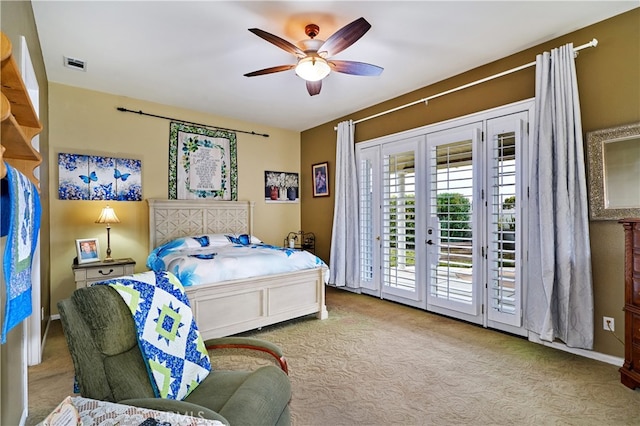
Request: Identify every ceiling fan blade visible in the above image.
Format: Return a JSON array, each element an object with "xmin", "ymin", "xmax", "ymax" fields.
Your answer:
[
  {"xmin": 306, "ymin": 80, "xmax": 322, "ymax": 96},
  {"xmin": 244, "ymin": 64, "xmax": 296, "ymax": 77},
  {"xmin": 319, "ymin": 17, "xmax": 371, "ymax": 57},
  {"xmin": 329, "ymin": 60, "xmax": 383, "ymax": 76},
  {"xmin": 248, "ymin": 28, "xmax": 306, "ymax": 58}
]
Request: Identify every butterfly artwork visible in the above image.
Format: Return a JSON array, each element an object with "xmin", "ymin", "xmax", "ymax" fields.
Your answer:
[
  {"xmin": 115, "ymin": 158, "xmax": 142, "ymax": 201},
  {"xmin": 92, "ymin": 183, "xmax": 114, "ymax": 200},
  {"xmin": 79, "ymin": 171, "xmax": 98, "ymax": 184},
  {"xmin": 114, "ymin": 169, "xmax": 131, "ymax": 181},
  {"xmin": 58, "ymin": 153, "xmax": 142, "ymax": 201},
  {"xmin": 58, "ymin": 153, "xmax": 91, "ymax": 200},
  {"xmin": 87, "ymin": 156, "xmax": 115, "ymax": 200}
]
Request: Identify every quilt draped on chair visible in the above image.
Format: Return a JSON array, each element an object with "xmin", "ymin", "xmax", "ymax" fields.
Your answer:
[{"xmin": 96, "ymin": 271, "xmax": 211, "ymax": 400}]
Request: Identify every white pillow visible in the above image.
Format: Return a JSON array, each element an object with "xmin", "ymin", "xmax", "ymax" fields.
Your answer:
[
  {"xmin": 224, "ymin": 234, "xmax": 263, "ymax": 245},
  {"xmin": 183, "ymin": 233, "xmax": 261, "ymax": 248}
]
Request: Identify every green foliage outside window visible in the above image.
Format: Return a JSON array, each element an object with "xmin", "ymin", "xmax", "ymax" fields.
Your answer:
[
  {"xmin": 436, "ymin": 192, "xmax": 471, "ymax": 242},
  {"xmin": 502, "ymin": 195, "xmax": 516, "ymax": 210},
  {"xmin": 387, "ymin": 193, "xmax": 472, "ymax": 245},
  {"xmin": 385, "ymin": 192, "xmax": 471, "ymax": 267},
  {"xmin": 387, "ymin": 195, "xmax": 416, "ymax": 249}
]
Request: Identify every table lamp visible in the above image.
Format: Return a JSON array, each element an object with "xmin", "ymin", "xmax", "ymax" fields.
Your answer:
[{"xmin": 95, "ymin": 205, "xmax": 120, "ymax": 262}]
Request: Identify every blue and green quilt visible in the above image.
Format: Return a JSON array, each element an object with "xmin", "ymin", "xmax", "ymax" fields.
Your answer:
[
  {"xmin": 95, "ymin": 270, "xmax": 211, "ymax": 400},
  {"xmin": 1, "ymin": 163, "xmax": 41, "ymax": 344}
]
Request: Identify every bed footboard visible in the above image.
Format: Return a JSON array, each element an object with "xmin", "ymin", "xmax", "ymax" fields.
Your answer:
[
  {"xmin": 147, "ymin": 198, "xmax": 328, "ymax": 338},
  {"xmin": 185, "ymin": 267, "xmax": 328, "ymax": 339}
]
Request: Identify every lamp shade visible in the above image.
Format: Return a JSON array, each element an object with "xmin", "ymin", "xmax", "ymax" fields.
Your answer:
[
  {"xmin": 95, "ymin": 205, "xmax": 120, "ymax": 224},
  {"xmin": 295, "ymin": 56, "xmax": 330, "ymax": 82}
]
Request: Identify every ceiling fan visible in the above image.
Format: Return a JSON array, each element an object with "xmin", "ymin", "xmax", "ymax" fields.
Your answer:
[{"xmin": 244, "ymin": 17, "xmax": 383, "ymax": 96}]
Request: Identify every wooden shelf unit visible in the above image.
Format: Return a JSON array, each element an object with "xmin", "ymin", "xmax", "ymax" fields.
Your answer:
[
  {"xmin": 620, "ymin": 218, "xmax": 640, "ymax": 390},
  {"xmin": 0, "ymin": 31, "xmax": 42, "ymax": 188}
]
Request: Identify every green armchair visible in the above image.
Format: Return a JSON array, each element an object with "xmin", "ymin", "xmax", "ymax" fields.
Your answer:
[{"xmin": 57, "ymin": 285, "xmax": 291, "ymax": 425}]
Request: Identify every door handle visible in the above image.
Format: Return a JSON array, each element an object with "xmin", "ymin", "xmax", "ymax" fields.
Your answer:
[{"xmin": 426, "ymin": 239, "xmax": 434, "ymax": 245}]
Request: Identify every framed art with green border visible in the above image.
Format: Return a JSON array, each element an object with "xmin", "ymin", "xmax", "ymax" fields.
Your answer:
[{"xmin": 168, "ymin": 121, "xmax": 238, "ymax": 200}]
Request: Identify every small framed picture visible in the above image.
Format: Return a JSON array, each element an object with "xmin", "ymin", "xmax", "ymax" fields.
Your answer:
[
  {"xmin": 76, "ymin": 238, "xmax": 100, "ymax": 264},
  {"xmin": 312, "ymin": 162, "xmax": 329, "ymax": 197}
]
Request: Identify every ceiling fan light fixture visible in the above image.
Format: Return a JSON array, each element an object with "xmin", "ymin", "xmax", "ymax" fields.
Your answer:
[
  {"xmin": 295, "ymin": 56, "xmax": 330, "ymax": 82},
  {"xmin": 246, "ymin": 17, "xmax": 379, "ymax": 95}
]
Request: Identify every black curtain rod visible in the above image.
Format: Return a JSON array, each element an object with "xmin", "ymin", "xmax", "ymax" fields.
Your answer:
[{"xmin": 116, "ymin": 107, "xmax": 270, "ymax": 138}]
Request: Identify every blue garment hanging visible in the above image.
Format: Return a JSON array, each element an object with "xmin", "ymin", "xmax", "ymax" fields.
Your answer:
[{"xmin": 0, "ymin": 163, "xmax": 41, "ymax": 343}]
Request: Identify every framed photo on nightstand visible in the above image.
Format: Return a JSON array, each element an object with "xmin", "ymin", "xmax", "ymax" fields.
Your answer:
[{"xmin": 76, "ymin": 238, "xmax": 100, "ymax": 264}]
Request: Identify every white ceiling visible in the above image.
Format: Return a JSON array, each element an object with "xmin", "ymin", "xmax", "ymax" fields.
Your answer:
[{"xmin": 31, "ymin": 1, "xmax": 638, "ymax": 132}]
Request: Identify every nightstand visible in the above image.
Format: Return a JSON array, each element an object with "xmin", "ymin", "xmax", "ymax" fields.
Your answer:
[{"xmin": 72, "ymin": 258, "xmax": 136, "ymax": 289}]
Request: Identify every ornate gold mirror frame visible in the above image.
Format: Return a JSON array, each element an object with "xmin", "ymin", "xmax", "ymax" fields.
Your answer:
[{"xmin": 587, "ymin": 122, "xmax": 640, "ymax": 220}]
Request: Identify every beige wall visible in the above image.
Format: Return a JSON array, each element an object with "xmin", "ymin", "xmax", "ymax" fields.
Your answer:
[
  {"xmin": 301, "ymin": 9, "xmax": 640, "ymax": 358},
  {"xmin": 48, "ymin": 83, "xmax": 301, "ymax": 314}
]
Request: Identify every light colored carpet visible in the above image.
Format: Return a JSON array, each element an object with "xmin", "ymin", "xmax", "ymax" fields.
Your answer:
[{"xmin": 28, "ymin": 286, "xmax": 640, "ymax": 425}]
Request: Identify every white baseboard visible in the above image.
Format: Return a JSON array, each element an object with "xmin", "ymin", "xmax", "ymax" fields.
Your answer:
[
  {"xmin": 39, "ymin": 318, "xmax": 51, "ymax": 357},
  {"xmin": 50, "ymin": 314, "xmax": 60, "ymax": 321},
  {"xmin": 528, "ymin": 332, "xmax": 624, "ymax": 367}
]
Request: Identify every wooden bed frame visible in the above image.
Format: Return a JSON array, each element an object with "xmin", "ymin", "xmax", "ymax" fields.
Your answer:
[{"xmin": 147, "ymin": 198, "xmax": 328, "ymax": 339}]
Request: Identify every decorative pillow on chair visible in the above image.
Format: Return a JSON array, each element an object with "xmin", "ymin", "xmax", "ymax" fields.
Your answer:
[{"xmin": 95, "ymin": 270, "xmax": 211, "ymax": 400}]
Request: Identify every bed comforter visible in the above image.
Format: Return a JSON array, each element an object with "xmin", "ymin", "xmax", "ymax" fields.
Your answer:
[{"xmin": 147, "ymin": 234, "xmax": 328, "ymax": 287}]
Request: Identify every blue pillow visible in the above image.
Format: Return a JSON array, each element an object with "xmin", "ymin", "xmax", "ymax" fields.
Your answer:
[
  {"xmin": 191, "ymin": 235, "xmax": 210, "ymax": 247},
  {"xmin": 226, "ymin": 234, "xmax": 251, "ymax": 245}
]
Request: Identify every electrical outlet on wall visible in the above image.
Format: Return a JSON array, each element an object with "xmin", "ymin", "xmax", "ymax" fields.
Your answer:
[{"xmin": 603, "ymin": 316, "xmax": 615, "ymax": 332}]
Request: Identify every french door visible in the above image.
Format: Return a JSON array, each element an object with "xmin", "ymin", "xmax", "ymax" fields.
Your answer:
[
  {"xmin": 358, "ymin": 145, "xmax": 381, "ymax": 294},
  {"xmin": 484, "ymin": 113, "xmax": 528, "ymax": 334},
  {"xmin": 425, "ymin": 123, "xmax": 483, "ymax": 324},
  {"xmin": 358, "ymin": 137, "xmax": 426, "ymax": 308},
  {"xmin": 356, "ymin": 101, "xmax": 531, "ymax": 335},
  {"xmin": 380, "ymin": 137, "xmax": 425, "ymax": 307}
]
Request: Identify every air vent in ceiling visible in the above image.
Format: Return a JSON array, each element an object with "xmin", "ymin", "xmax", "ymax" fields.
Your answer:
[{"xmin": 63, "ymin": 56, "xmax": 87, "ymax": 71}]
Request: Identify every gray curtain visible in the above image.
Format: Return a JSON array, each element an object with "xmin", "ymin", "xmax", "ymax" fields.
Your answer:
[
  {"xmin": 329, "ymin": 120, "xmax": 360, "ymax": 288},
  {"xmin": 526, "ymin": 43, "xmax": 594, "ymax": 349}
]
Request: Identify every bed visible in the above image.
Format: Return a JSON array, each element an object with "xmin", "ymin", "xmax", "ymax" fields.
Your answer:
[{"xmin": 147, "ymin": 198, "xmax": 328, "ymax": 340}]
